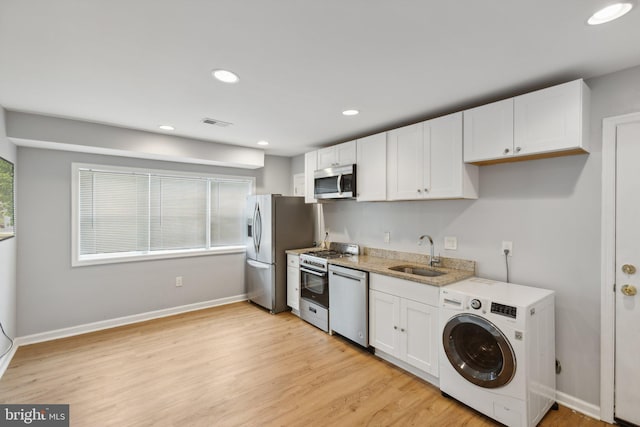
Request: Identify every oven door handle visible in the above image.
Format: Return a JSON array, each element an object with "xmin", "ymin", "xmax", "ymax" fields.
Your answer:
[{"xmin": 300, "ymin": 267, "xmax": 326, "ymax": 277}]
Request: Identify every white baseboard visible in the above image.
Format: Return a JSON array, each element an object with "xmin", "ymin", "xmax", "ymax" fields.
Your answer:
[
  {"xmin": 0, "ymin": 341, "xmax": 19, "ymax": 379},
  {"xmin": 555, "ymin": 390, "xmax": 601, "ymax": 421},
  {"xmin": 17, "ymin": 294, "xmax": 247, "ymax": 347}
]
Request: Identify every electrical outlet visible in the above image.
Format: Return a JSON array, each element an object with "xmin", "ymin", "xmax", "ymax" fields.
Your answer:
[
  {"xmin": 176, "ymin": 276, "xmax": 183, "ymax": 287},
  {"xmin": 384, "ymin": 231, "xmax": 390, "ymax": 244},
  {"xmin": 501, "ymin": 241, "xmax": 513, "ymax": 256},
  {"xmin": 444, "ymin": 236, "xmax": 457, "ymax": 250}
]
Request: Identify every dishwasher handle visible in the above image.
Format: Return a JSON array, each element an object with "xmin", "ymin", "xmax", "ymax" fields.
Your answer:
[
  {"xmin": 329, "ymin": 265, "xmax": 367, "ymax": 281},
  {"xmin": 331, "ymin": 271, "xmax": 363, "ymax": 281}
]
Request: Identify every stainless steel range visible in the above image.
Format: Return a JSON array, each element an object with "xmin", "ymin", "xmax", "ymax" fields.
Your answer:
[{"xmin": 299, "ymin": 242, "xmax": 359, "ymax": 332}]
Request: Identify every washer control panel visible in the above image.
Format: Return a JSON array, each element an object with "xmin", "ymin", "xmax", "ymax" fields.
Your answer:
[{"xmin": 491, "ymin": 302, "xmax": 517, "ymax": 319}]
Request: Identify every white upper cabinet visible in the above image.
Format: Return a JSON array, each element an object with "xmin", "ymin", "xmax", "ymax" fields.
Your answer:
[
  {"xmin": 464, "ymin": 79, "xmax": 590, "ymax": 164},
  {"xmin": 356, "ymin": 132, "xmax": 387, "ymax": 201},
  {"xmin": 388, "ymin": 113, "xmax": 478, "ymax": 201},
  {"xmin": 387, "ymin": 122, "xmax": 427, "ymax": 200},
  {"xmin": 463, "ymin": 98, "xmax": 514, "ymax": 162},
  {"xmin": 428, "ymin": 112, "xmax": 478, "ymax": 199},
  {"xmin": 304, "ymin": 151, "xmax": 318, "ymax": 204},
  {"xmin": 317, "ymin": 140, "xmax": 357, "ymax": 169},
  {"xmin": 514, "ymin": 79, "xmax": 589, "ymax": 155}
]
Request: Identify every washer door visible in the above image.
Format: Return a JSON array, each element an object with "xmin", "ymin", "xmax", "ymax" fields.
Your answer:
[{"xmin": 442, "ymin": 313, "xmax": 516, "ymax": 388}]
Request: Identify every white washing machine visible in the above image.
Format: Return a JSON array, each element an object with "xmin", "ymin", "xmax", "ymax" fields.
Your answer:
[{"xmin": 439, "ymin": 277, "xmax": 556, "ymax": 427}]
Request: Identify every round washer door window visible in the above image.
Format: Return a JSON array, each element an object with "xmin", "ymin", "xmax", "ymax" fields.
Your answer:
[{"xmin": 442, "ymin": 313, "xmax": 516, "ymax": 388}]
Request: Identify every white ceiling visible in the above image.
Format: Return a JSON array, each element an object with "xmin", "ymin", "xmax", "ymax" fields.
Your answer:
[{"xmin": 1, "ymin": 1, "xmax": 639, "ymax": 157}]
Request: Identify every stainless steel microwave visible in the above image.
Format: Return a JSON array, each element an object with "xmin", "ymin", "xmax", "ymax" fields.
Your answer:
[{"xmin": 314, "ymin": 164, "xmax": 356, "ymax": 199}]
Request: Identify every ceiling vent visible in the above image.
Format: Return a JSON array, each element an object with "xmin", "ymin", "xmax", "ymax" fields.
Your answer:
[{"xmin": 202, "ymin": 117, "xmax": 232, "ymax": 127}]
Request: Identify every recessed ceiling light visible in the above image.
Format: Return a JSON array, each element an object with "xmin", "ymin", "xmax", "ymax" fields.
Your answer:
[
  {"xmin": 257, "ymin": 140, "xmax": 269, "ymax": 146},
  {"xmin": 588, "ymin": 2, "xmax": 633, "ymax": 25},
  {"xmin": 342, "ymin": 109, "xmax": 359, "ymax": 116},
  {"xmin": 212, "ymin": 69, "xmax": 240, "ymax": 83},
  {"xmin": 159, "ymin": 125, "xmax": 175, "ymax": 131}
]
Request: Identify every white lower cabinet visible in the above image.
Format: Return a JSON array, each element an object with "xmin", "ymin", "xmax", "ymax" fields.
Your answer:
[
  {"xmin": 286, "ymin": 254, "xmax": 300, "ymax": 313},
  {"xmin": 369, "ymin": 273, "xmax": 439, "ymax": 377}
]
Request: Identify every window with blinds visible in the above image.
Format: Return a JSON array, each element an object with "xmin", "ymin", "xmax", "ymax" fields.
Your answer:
[{"xmin": 73, "ymin": 164, "xmax": 253, "ymax": 265}]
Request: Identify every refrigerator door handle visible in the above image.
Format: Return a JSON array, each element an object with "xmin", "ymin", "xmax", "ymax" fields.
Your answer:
[
  {"xmin": 255, "ymin": 204, "xmax": 262, "ymax": 253},
  {"xmin": 247, "ymin": 259, "xmax": 270, "ymax": 269},
  {"xmin": 252, "ymin": 204, "xmax": 259, "ymax": 254}
]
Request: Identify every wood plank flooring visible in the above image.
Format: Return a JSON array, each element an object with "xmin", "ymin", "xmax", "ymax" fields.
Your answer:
[{"xmin": 0, "ymin": 302, "xmax": 610, "ymax": 426}]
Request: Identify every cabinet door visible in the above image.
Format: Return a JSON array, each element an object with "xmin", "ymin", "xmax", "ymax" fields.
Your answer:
[
  {"xmin": 463, "ymin": 98, "xmax": 514, "ymax": 163},
  {"xmin": 514, "ymin": 79, "xmax": 585, "ymax": 155},
  {"xmin": 400, "ymin": 298, "xmax": 439, "ymax": 376},
  {"xmin": 293, "ymin": 173, "xmax": 305, "ymax": 197},
  {"xmin": 369, "ymin": 290, "xmax": 400, "ymax": 356},
  {"xmin": 356, "ymin": 133, "xmax": 387, "ymax": 201},
  {"xmin": 286, "ymin": 266, "xmax": 300, "ymax": 311},
  {"xmin": 426, "ymin": 112, "xmax": 463, "ymax": 198},
  {"xmin": 317, "ymin": 146, "xmax": 338, "ymax": 170},
  {"xmin": 387, "ymin": 123, "xmax": 424, "ymax": 200},
  {"xmin": 304, "ymin": 151, "xmax": 317, "ymax": 204},
  {"xmin": 336, "ymin": 140, "xmax": 357, "ymax": 165},
  {"xmin": 317, "ymin": 141, "xmax": 357, "ymax": 169}
]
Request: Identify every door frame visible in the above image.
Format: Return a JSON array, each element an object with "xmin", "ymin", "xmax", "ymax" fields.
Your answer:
[{"xmin": 600, "ymin": 111, "xmax": 640, "ymax": 423}]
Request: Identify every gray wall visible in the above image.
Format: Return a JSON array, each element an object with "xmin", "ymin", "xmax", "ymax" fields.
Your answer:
[
  {"xmin": 16, "ymin": 147, "xmax": 291, "ymax": 336},
  {"xmin": 319, "ymin": 65, "xmax": 640, "ymax": 406},
  {"xmin": 0, "ymin": 109, "xmax": 17, "ymax": 354},
  {"xmin": 7, "ymin": 112, "xmax": 265, "ymax": 169}
]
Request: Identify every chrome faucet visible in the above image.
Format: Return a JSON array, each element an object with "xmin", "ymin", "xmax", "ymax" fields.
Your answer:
[{"xmin": 418, "ymin": 234, "xmax": 440, "ymax": 267}]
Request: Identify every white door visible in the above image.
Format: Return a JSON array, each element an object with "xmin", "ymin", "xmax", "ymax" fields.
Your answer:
[
  {"xmin": 427, "ymin": 112, "xmax": 462, "ymax": 198},
  {"xmin": 356, "ymin": 133, "xmax": 387, "ymax": 201},
  {"xmin": 304, "ymin": 151, "xmax": 317, "ymax": 204},
  {"xmin": 335, "ymin": 140, "xmax": 357, "ymax": 166},
  {"xmin": 387, "ymin": 123, "xmax": 424, "ymax": 200},
  {"xmin": 615, "ymin": 120, "xmax": 640, "ymax": 425},
  {"xmin": 463, "ymin": 98, "xmax": 514, "ymax": 163},
  {"xmin": 369, "ymin": 290, "xmax": 400, "ymax": 356},
  {"xmin": 317, "ymin": 146, "xmax": 338, "ymax": 169},
  {"xmin": 514, "ymin": 79, "xmax": 582, "ymax": 155},
  {"xmin": 287, "ymin": 265, "xmax": 299, "ymax": 311},
  {"xmin": 400, "ymin": 299, "xmax": 438, "ymax": 375}
]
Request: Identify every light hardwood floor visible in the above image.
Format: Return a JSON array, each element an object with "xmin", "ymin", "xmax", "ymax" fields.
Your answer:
[{"xmin": 1, "ymin": 302, "xmax": 610, "ymax": 426}]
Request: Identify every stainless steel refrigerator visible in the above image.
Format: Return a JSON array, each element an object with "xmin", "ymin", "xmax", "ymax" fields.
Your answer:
[{"xmin": 246, "ymin": 195, "xmax": 314, "ymax": 313}]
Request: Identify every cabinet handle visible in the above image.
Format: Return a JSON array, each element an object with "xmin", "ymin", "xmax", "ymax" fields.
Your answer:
[
  {"xmin": 503, "ymin": 148, "xmax": 510, "ymax": 154},
  {"xmin": 417, "ymin": 189, "xmax": 422, "ymax": 193},
  {"xmin": 401, "ymin": 328, "xmax": 405, "ymax": 332},
  {"xmin": 515, "ymin": 146, "xmax": 522, "ymax": 153},
  {"xmin": 424, "ymin": 188, "xmax": 428, "ymax": 193},
  {"xmin": 394, "ymin": 326, "xmax": 398, "ymax": 330}
]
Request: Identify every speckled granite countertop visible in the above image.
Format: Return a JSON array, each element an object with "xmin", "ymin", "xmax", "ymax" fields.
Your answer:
[
  {"xmin": 286, "ymin": 246, "xmax": 475, "ymax": 287},
  {"xmin": 285, "ymin": 247, "xmax": 324, "ymax": 255}
]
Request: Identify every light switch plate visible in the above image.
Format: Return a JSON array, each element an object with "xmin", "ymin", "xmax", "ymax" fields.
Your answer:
[{"xmin": 444, "ymin": 236, "xmax": 457, "ymax": 250}]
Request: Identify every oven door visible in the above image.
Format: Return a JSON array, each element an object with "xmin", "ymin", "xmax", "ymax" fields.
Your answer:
[{"xmin": 300, "ymin": 267, "xmax": 329, "ymax": 308}]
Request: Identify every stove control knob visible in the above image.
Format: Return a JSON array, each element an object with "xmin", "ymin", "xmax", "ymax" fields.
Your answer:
[{"xmin": 470, "ymin": 299, "xmax": 482, "ymax": 310}]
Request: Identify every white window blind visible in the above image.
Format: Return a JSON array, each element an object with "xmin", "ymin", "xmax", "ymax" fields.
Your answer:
[{"xmin": 75, "ymin": 165, "xmax": 253, "ymax": 265}]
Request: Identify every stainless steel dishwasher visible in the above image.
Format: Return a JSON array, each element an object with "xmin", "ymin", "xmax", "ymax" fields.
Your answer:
[{"xmin": 328, "ymin": 264, "xmax": 369, "ymax": 347}]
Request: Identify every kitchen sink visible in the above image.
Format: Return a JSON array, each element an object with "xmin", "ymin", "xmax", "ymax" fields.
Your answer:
[{"xmin": 388, "ymin": 265, "xmax": 445, "ymax": 277}]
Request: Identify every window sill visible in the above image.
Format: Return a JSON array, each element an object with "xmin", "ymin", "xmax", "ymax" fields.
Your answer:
[{"xmin": 72, "ymin": 246, "xmax": 246, "ymax": 267}]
